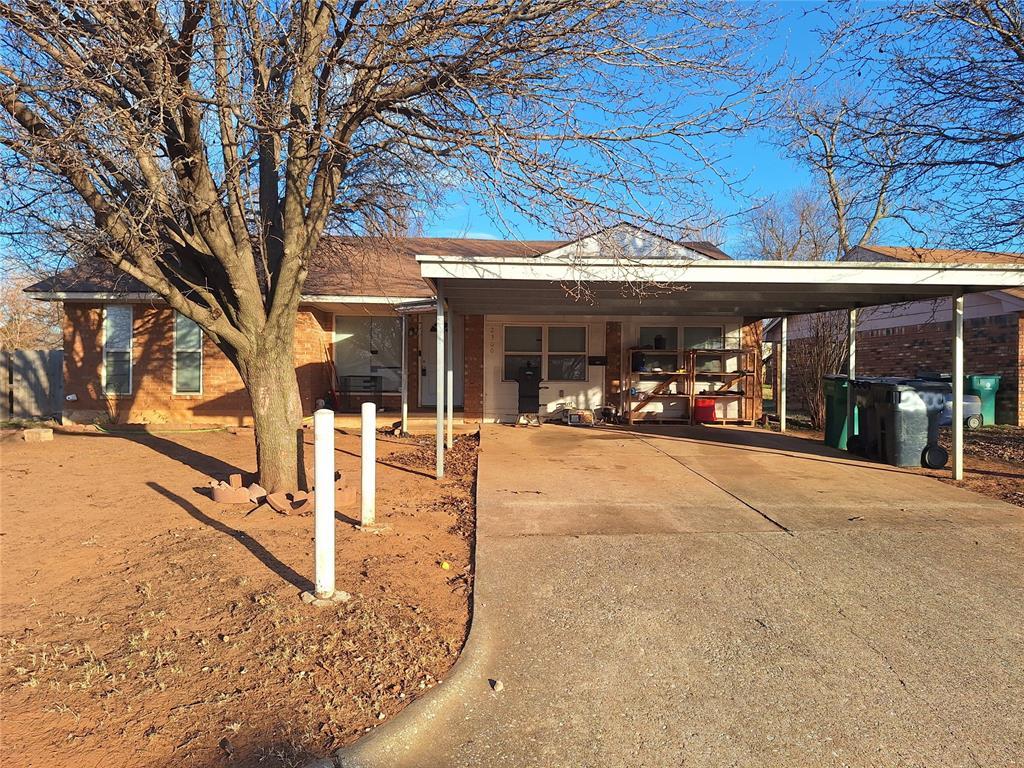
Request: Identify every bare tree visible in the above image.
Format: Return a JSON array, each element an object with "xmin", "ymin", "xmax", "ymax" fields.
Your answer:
[
  {"xmin": 743, "ymin": 191, "xmax": 848, "ymax": 429},
  {"xmin": 741, "ymin": 190, "xmax": 836, "ymax": 262},
  {"xmin": 0, "ymin": 0, "xmax": 772, "ymax": 491},
  {"xmin": 828, "ymin": 0, "xmax": 1024, "ymax": 247},
  {"xmin": 778, "ymin": 91, "xmax": 905, "ymax": 256},
  {"xmin": 0, "ymin": 272, "xmax": 62, "ymax": 350}
]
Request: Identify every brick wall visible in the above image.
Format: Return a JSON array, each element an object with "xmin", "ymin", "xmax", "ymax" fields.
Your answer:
[
  {"xmin": 605, "ymin": 321, "xmax": 623, "ymax": 411},
  {"xmin": 855, "ymin": 313, "xmax": 1022, "ymax": 425},
  {"xmin": 62, "ymin": 303, "xmax": 333, "ymax": 426},
  {"xmin": 463, "ymin": 314, "xmax": 484, "ymax": 421},
  {"xmin": 741, "ymin": 320, "xmax": 764, "ymax": 420},
  {"xmin": 780, "ymin": 312, "xmax": 1023, "ymax": 425}
]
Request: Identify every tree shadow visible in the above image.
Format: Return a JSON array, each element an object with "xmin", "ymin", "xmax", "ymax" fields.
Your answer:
[
  {"xmin": 147, "ymin": 481, "xmax": 312, "ymax": 593},
  {"xmin": 63, "ymin": 428, "xmax": 246, "ymax": 477}
]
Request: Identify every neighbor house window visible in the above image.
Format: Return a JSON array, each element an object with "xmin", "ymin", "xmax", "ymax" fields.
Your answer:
[
  {"xmin": 174, "ymin": 313, "xmax": 203, "ymax": 394},
  {"xmin": 503, "ymin": 325, "xmax": 587, "ymax": 381},
  {"xmin": 334, "ymin": 316, "xmax": 403, "ymax": 392},
  {"xmin": 103, "ymin": 305, "xmax": 132, "ymax": 395}
]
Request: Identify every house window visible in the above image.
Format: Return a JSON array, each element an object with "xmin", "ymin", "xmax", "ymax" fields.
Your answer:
[
  {"xmin": 503, "ymin": 325, "xmax": 542, "ymax": 381},
  {"xmin": 102, "ymin": 305, "xmax": 132, "ymax": 395},
  {"xmin": 683, "ymin": 326, "xmax": 724, "ymax": 350},
  {"xmin": 174, "ymin": 313, "xmax": 203, "ymax": 394},
  {"xmin": 334, "ymin": 316, "xmax": 403, "ymax": 392},
  {"xmin": 503, "ymin": 325, "xmax": 587, "ymax": 381},
  {"xmin": 546, "ymin": 326, "xmax": 587, "ymax": 381}
]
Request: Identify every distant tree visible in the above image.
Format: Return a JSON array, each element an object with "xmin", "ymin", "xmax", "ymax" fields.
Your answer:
[
  {"xmin": 0, "ymin": 0, "xmax": 772, "ymax": 491},
  {"xmin": 830, "ymin": 0, "xmax": 1024, "ymax": 247},
  {"xmin": 0, "ymin": 272, "xmax": 61, "ymax": 350}
]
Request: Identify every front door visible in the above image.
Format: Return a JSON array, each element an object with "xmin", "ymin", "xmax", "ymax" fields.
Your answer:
[{"xmin": 419, "ymin": 314, "xmax": 464, "ymax": 408}]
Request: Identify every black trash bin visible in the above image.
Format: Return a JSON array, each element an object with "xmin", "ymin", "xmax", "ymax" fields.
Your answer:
[
  {"xmin": 875, "ymin": 382, "xmax": 948, "ymax": 468},
  {"xmin": 847, "ymin": 378, "xmax": 878, "ymax": 458}
]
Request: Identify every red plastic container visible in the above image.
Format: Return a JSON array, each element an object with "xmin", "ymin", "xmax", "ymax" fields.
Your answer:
[{"xmin": 693, "ymin": 397, "xmax": 717, "ymax": 423}]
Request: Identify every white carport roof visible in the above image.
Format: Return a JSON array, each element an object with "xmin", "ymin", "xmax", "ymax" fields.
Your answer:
[{"xmin": 416, "ymin": 256, "xmax": 1024, "ymax": 318}]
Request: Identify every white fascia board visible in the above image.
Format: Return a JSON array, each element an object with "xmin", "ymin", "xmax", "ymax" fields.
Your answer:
[
  {"xmin": 25, "ymin": 291, "xmax": 159, "ymax": 301},
  {"xmin": 28, "ymin": 290, "xmax": 433, "ymax": 305},
  {"xmin": 299, "ymin": 294, "xmax": 429, "ymax": 304},
  {"xmin": 416, "ymin": 256, "xmax": 1024, "ymax": 290}
]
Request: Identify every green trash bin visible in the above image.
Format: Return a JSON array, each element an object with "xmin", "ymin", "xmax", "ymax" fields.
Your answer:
[
  {"xmin": 823, "ymin": 374, "xmax": 853, "ymax": 450},
  {"xmin": 965, "ymin": 374, "xmax": 1001, "ymax": 426}
]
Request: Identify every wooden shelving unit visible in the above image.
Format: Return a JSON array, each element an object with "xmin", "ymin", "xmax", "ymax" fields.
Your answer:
[{"xmin": 623, "ymin": 347, "xmax": 757, "ymax": 425}]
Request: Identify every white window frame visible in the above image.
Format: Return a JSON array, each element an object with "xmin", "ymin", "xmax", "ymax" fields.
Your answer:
[
  {"xmin": 172, "ymin": 312, "xmax": 204, "ymax": 396},
  {"xmin": 501, "ymin": 323, "xmax": 589, "ymax": 383},
  {"xmin": 102, "ymin": 304, "xmax": 133, "ymax": 396},
  {"xmin": 333, "ymin": 314, "xmax": 404, "ymax": 394},
  {"xmin": 635, "ymin": 324, "xmax": 726, "ymax": 350}
]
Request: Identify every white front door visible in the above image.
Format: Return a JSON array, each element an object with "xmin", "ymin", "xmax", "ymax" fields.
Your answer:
[{"xmin": 419, "ymin": 314, "xmax": 464, "ymax": 408}]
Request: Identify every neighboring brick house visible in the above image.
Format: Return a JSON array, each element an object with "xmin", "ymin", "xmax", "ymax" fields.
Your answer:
[
  {"xmin": 27, "ymin": 227, "xmax": 760, "ymax": 426},
  {"xmin": 765, "ymin": 246, "xmax": 1024, "ymax": 426}
]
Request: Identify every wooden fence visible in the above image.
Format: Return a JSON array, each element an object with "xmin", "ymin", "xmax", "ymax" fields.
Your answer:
[{"xmin": 1, "ymin": 349, "xmax": 64, "ymax": 420}]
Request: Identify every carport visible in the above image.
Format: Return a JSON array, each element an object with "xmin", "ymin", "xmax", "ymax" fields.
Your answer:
[{"xmin": 413, "ymin": 244, "xmax": 1024, "ymax": 481}]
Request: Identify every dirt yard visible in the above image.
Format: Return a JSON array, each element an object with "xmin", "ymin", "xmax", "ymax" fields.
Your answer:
[
  {"xmin": 0, "ymin": 425, "xmax": 477, "ymax": 768},
  {"xmin": 770, "ymin": 416, "xmax": 1024, "ymax": 508}
]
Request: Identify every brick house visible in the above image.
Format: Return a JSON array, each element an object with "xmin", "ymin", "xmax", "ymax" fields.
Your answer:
[
  {"xmin": 27, "ymin": 226, "xmax": 762, "ymax": 426},
  {"xmin": 764, "ymin": 246, "xmax": 1024, "ymax": 426}
]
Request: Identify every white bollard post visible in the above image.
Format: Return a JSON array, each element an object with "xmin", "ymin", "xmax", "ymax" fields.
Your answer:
[
  {"xmin": 313, "ymin": 408, "xmax": 336, "ymax": 599},
  {"xmin": 361, "ymin": 401, "xmax": 376, "ymax": 527}
]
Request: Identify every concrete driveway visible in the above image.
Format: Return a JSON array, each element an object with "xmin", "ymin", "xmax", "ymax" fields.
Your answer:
[{"xmin": 336, "ymin": 424, "xmax": 1024, "ymax": 768}]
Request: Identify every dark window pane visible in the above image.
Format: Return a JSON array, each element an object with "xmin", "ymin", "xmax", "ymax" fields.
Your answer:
[
  {"xmin": 684, "ymin": 326, "xmax": 723, "ymax": 350},
  {"xmin": 639, "ymin": 326, "xmax": 677, "ymax": 350},
  {"xmin": 504, "ymin": 354, "xmax": 541, "ymax": 380},
  {"xmin": 548, "ymin": 354, "xmax": 587, "ymax": 381},
  {"xmin": 175, "ymin": 351, "xmax": 202, "ymax": 393},
  {"xmin": 548, "ymin": 326, "xmax": 586, "ymax": 353},
  {"xmin": 504, "ymin": 326, "xmax": 542, "ymax": 352},
  {"xmin": 104, "ymin": 351, "xmax": 131, "ymax": 395}
]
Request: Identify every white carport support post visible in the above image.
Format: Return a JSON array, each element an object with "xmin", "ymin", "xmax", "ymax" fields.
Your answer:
[
  {"xmin": 435, "ymin": 285, "xmax": 445, "ymax": 479},
  {"xmin": 400, "ymin": 314, "xmax": 409, "ymax": 436},
  {"xmin": 847, "ymin": 308, "xmax": 857, "ymax": 444},
  {"xmin": 779, "ymin": 316, "xmax": 788, "ymax": 433},
  {"xmin": 952, "ymin": 291, "xmax": 965, "ymax": 480},
  {"xmin": 445, "ymin": 315, "xmax": 454, "ymax": 450}
]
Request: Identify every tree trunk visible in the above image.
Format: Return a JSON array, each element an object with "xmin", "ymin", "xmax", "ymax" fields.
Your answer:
[{"xmin": 237, "ymin": 342, "xmax": 307, "ymax": 494}]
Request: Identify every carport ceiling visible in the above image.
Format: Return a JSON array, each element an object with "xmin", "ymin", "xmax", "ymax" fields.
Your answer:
[{"xmin": 417, "ymin": 258, "xmax": 1024, "ymax": 318}]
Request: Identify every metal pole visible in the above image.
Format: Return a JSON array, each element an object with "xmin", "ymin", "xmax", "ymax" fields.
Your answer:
[
  {"xmin": 400, "ymin": 314, "xmax": 409, "ymax": 436},
  {"xmin": 952, "ymin": 291, "xmax": 964, "ymax": 480},
  {"xmin": 313, "ymin": 408, "xmax": 336, "ymax": 598},
  {"xmin": 435, "ymin": 287, "xmax": 445, "ymax": 479},
  {"xmin": 779, "ymin": 316, "xmax": 788, "ymax": 433},
  {"xmin": 847, "ymin": 307, "xmax": 857, "ymax": 447},
  {"xmin": 445, "ymin": 313, "xmax": 454, "ymax": 450},
  {"xmin": 361, "ymin": 401, "xmax": 376, "ymax": 526}
]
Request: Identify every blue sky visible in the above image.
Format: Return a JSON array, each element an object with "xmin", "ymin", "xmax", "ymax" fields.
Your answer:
[{"xmin": 420, "ymin": 2, "xmax": 860, "ymax": 255}]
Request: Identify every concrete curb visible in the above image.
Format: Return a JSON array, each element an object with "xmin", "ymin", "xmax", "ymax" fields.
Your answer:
[{"xmin": 318, "ymin": 432, "xmax": 495, "ymax": 768}]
